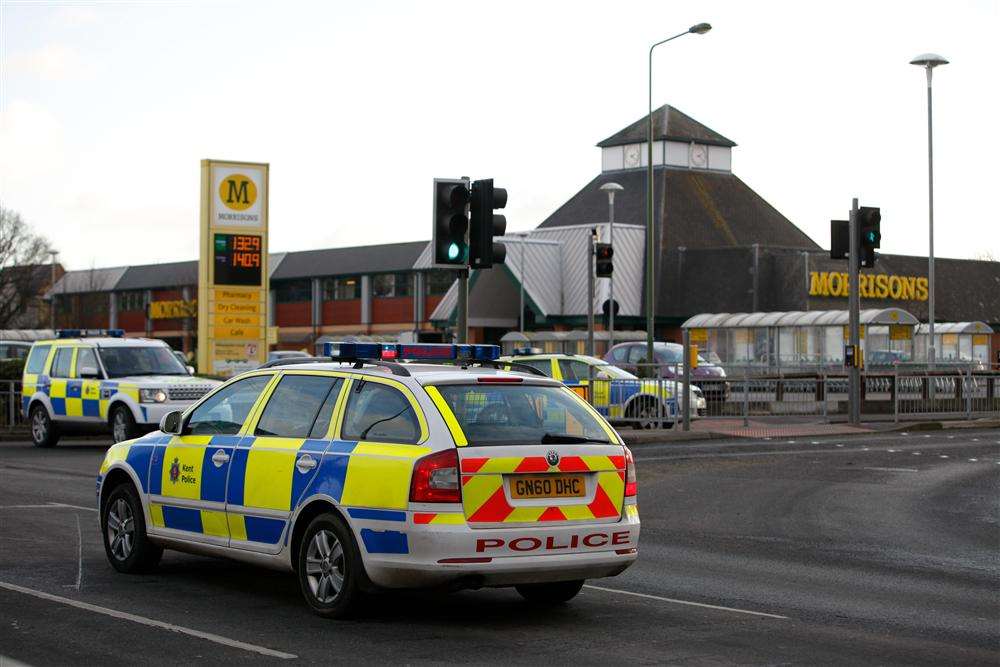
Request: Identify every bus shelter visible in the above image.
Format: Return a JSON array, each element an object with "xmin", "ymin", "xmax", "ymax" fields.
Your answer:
[
  {"xmin": 913, "ymin": 322, "xmax": 993, "ymax": 366},
  {"xmin": 681, "ymin": 308, "xmax": 919, "ymax": 372}
]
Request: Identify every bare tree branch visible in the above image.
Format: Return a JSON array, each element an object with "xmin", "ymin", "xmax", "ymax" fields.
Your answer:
[{"xmin": 0, "ymin": 206, "xmax": 54, "ymax": 329}]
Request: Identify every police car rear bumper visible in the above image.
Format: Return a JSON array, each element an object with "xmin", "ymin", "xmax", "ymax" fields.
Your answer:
[{"xmin": 357, "ymin": 511, "xmax": 640, "ymax": 589}]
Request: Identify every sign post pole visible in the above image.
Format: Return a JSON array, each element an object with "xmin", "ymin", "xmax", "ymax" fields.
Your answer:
[
  {"xmin": 587, "ymin": 229, "xmax": 596, "ymax": 357},
  {"xmin": 849, "ymin": 197, "xmax": 861, "ymax": 425},
  {"xmin": 456, "ymin": 269, "xmax": 468, "ymax": 343}
]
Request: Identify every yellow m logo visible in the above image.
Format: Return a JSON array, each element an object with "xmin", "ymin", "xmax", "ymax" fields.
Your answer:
[{"xmin": 219, "ymin": 174, "xmax": 257, "ymax": 211}]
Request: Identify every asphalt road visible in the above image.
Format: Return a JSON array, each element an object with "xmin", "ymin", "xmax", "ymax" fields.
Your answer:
[{"xmin": 1, "ymin": 428, "xmax": 997, "ymax": 665}]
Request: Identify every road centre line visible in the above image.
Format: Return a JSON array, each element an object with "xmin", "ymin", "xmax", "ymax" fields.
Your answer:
[
  {"xmin": 862, "ymin": 467, "xmax": 919, "ymax": 473},
  {"xmin": 583, "ymin": 584, "xmax": 789, "ymax": 619},
  {"xmin": 0, "ymin": 581, "xmax": 297, "ymax": 660}
]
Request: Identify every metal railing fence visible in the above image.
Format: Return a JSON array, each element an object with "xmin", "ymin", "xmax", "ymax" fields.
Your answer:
[
  {"xmin": 1, "ymin": 380, "xmax": 25, "ymax": 431},
  {"xmin": 580, "ymin": 363, "xmax": 1000, "ymax": 429}
]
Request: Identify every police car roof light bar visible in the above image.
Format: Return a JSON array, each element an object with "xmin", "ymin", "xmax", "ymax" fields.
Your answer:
[
  {"xmin": 56, "ymin": 328, "xmax": 125, "ymax": 339},
  {"xmin": 322, "ymin": 342, "xmax": 500, "ymax": 362}
]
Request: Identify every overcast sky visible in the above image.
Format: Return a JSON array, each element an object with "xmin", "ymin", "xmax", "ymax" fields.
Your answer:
[{"xmin": 2, "ymin": 0, "xmax": 997, "ymax": 270}]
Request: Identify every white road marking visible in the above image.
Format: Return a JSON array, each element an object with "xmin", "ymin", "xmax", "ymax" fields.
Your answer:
[
  {"xmin": 0, "ymin": 503, "xmax": 96, "ymax": 512},
  {"xmin": 863, "ymin": 467, "xmax": 919, "ymax": 473},
  {"xmin": 940, "ymin": 455, "xmax": 949, "ymax": 459},
  {"xmin": 912, "ymin": 452, "xmax": 922, "ymax": 456},
  {"xmin": 887, "ymin": 449, "xmax": 898, "ymax": 453},
  {"xmin": 968, "ymin": 458, "xmax": 979, "ymax": 462},
  {"xmin": 923, "ymin": 434, "xmax": 932, "ymax": 438},
  {"xmin": 583, "ymin": 584, "xmax": 788, "ymax": 619},
  {"xmin": 836, "ymin": 444, "xmax": 844, "ymax": 448},
  {"xmin": 811, "ymin": 441, "xmax": 820, "ymax": 445},
  {"xmin": 901, "ymin": 432, "xmax": 909, "ymax": 436},
  {"xmin": 74, "ymin": 515, "xmax": 83, "ymax": 591},
  {"xmin": 861, "ymin": 447, "xmax": 870, "ymax": 451},
  {"xmin": 0, "ymin": 581, "xmax": 297, "ymax": 659}
]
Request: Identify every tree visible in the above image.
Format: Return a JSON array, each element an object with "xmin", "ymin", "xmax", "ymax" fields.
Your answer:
[
  {"xmin": 0, "ymin": 206, "xmax": 54, "ymax": 329},
  {"xmin": 973, "ymin": 250, "xmax": 997, "ymax": 262}
]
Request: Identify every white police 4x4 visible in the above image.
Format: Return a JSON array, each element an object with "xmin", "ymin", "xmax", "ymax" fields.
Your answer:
[
  {"xmin": 96, "ymin": 342, "xmax": 639, "ymax": 618},
  {"xmin": 22, "ymin": 330, "xmax": 220, "ymax": 446}
]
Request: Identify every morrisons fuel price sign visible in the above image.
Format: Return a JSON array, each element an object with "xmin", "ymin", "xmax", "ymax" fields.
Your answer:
[{"xmin": 198, "ymin": 160, "xmax": 269, "ymax": 377}]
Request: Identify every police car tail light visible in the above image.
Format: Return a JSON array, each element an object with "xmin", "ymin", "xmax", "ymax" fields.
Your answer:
[
  {"xmin": 410, "ymin": 449, "xmax": 461, "ymax": 503},
  {"xmin": 624, "ymin": 447, "xmax": 637, "ymax": 497}
]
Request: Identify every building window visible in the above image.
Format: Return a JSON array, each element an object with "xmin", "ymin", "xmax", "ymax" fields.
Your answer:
[
  {"xmin": 425, "ymin": 271, "xmax": 454, "ymax": 296},
  {"xmin": 117, "ymin": 291, "xmax": 144, "ymax": 312},
  {"xmin": 372, "ymin": 273, "xmax": 412, "ymax": 298},
  {"xmin": 322, "ymin": 276, "xmax": 360, "ymax": 300},
  {"xmin": 274, "ymin": 279, "xmax": 312, "ymax": 303}
]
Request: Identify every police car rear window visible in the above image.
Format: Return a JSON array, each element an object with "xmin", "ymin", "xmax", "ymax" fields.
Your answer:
[
  {"xmin": 25, "ymin": 345, "xmax": 51, "ymax": 374},
  {"xmin": 435, "ymin": 385, "xmax": 609, "ymax": 446}
]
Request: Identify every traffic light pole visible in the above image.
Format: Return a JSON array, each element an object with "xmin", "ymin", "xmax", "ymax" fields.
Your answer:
[
  {"xmin": 456, "ymin": 268, "xmax": 469, "ymax": 344},
  {"xmin": 587, "ymin": 229, "xmax": 596, "ymax": 357},
  {"xmin": 849, "ymin": 198, "xmax": 861, "ymax": 425}
]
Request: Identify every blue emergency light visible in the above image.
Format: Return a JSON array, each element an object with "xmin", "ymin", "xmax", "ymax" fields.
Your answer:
[
  {"xmin": 323, "ymin": 342, "xmax": 499, "ymax": 362},
  {"xmin": 56, "ymin": 329, "xmax": 125, "ymax": 339}
]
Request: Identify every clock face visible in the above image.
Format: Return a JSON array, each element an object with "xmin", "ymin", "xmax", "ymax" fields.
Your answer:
[
  {"xmin": 624, "ymin": 145, "xmax": 641, "ymax": 168},
  {"xmin": 691, "ymin": 145, "xmax": 707, "ymax": 167}
]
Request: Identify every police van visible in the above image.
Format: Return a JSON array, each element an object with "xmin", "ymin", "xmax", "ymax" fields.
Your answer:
[
  {"xmin": 96, "ymin": 342, "xmax": 639, "ymax": 617},
  {"xmin": 22, "ymin": 330, "xmax": 220, "ymax": 446}
]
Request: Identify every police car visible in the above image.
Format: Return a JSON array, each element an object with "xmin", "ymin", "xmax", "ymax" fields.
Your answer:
[
  {"xmin": 22, "ymin": 330, "xmax": 220, "ymax": 447},
  {"xmin": 498, "ymin": 351, "xmax": 706, "ymax": 428},
  {"xmin": 97, "ymin": 342, "xmax": 639, "ymax": 618}
]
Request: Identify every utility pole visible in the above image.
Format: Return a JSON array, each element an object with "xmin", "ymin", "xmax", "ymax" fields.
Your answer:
[
  {"xmin": 848, "ymin": 198, "xmax": 861, "ymax": 425},
  {"xmin": 587, "ymin": 228, "xmax": 596, "ymax": 356},
  {"xmin": 456, "ymin": 269, "xmax": 469, "ymax": 343}
]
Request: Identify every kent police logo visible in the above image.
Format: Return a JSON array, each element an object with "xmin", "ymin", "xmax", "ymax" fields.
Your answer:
[
  {"xmin": 546, "ymin": 450, "xmax": 560, "ymax": 466},
  {"xmin": 219, "ymin": 174, "xmax": 257, "ymax": 211},
  {"xmin": 169, "ymin": 457, "xmax": 180, "ymax": 483}
]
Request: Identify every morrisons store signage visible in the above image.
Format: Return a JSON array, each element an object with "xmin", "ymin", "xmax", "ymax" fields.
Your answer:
[{"xmin": 809, "ymin": 271, "xmax": 929, "ymax": 302}]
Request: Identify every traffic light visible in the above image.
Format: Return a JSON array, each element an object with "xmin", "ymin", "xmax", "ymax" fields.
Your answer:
[
  {"xmin": 858, "ymin": 206, "xmax": 881, "ymax": 268},
  {"xmin": 595, "ymin": 242, "xmax": 613, "ymax": 277},
  {"xmin": 432, "ymin": 178, "xmax": 470, "ymax": 267},
  {"xmin": 830, "ymin": 220, "xmax": 849, "ymax": 260},
  {"xmin": 469, "ymin": 178, "xmax": 507, "ymax": 268}
]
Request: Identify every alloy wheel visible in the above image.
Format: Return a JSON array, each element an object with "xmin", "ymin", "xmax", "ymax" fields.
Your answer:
[
  {"xmin": 31, "ymin": 410, "xmax": 47, "ymax": 443},
  {"xmin": 305, "ymin": 529, "xmax": 345, "ymax": 604},
  {"xmin": 113, "ymin": 411, "xmax": 127, "ymax": 443},
  {"xmin": 106, "ymin": 498, "xmax": 135, "ymax": 561}
]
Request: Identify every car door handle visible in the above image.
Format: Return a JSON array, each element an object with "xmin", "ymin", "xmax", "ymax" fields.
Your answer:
[
  {"xmin": 211, "ymin": 449, "xmax": 230, "ymax": 467},
  {"xmin": 296, "ymin": 454, "xmax": 318, "ymax": 474}
]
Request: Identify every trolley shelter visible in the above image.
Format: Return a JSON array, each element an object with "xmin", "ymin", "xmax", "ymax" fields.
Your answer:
[
  {"xmin": 914, "ymin": 322, "xmax": 993, "ymax": 365},
  {"xmin": 681, "ymin": 308, "xmax": 919, "ymax": 372}
]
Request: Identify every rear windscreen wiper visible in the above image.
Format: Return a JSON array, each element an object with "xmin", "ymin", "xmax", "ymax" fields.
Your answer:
[{"xmin": 540, "ymin": 433, "xmax": 609, "ymax": 444}]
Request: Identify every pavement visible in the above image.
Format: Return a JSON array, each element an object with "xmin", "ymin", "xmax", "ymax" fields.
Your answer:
[{"xmin": 0, "ymin": 428, "xmax": 998, "ymax": 664}]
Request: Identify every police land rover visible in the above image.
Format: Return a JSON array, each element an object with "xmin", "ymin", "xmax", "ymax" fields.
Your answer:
[
  {"xmin": 22, "ymin": 330, "xmax": 220, "ymax": 446},
  {"xmin": 97, "ymin": 342, "xmax": 639, "ymax": 618}
]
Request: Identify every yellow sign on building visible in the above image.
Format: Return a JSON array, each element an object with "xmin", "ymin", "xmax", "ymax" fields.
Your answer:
[
  {"xmin": 197, "ymin": 161, "xmax": 269, "ymax": 377},
  {"xmin": 149, "ymin": 300, "xmax": 197, "ymax": 319},
  {"xmin": 809, "ymin": 271, "xmax": 928, "ymax": 301}
]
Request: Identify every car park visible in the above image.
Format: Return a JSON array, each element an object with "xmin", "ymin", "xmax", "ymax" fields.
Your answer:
[
  {"xmin": 22, "ymin": 329, "xmax": 221, "ymax": 446},
  {"xmin": 499, "ymin": 350, "xmax": 706, "ymax": 428},
  {"xmin": 0, "ymin": 339, "xmax": 32, "ymax": 361},
  {"xmin": 96, "ymin": 342, "xmax": 639, "ymax": 618},
  {"xmin": 605, "ymin": 341, "xmax": 729, "ymax": 402}
]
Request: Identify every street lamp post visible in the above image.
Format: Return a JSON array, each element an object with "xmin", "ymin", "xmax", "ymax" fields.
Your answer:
[
  {"xmin": 646, "ymin": 22, "xmax": 711, "ymax": 366},
  {"xmin": 600, "ymin": 182, "xmax": 623, "ymax": 350},
  {"xmin": 910, "ymin": 53, "xmax": 948, "ymax": 370},
  {"xmin": 48, "ymin": 250, "xmax": 59, "ymax": 331}
]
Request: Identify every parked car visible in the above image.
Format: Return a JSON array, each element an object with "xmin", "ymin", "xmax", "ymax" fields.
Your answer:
[
  {"xmin": 605, "ymin": 341, "xmax": 729, "ymax": 401},
  {"xmin": 498, "ymin": 351, "xmax": 705, "ymax": 428},
  {"xmin": 0, "ymin": 340, "xmax": 32, "ymax": 361},
  {"xmin": 267, "ymin": 350, "xmax": 311, "ymax": 364}
]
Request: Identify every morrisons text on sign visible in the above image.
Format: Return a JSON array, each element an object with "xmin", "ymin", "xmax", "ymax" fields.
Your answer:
[{"xmin": 809, "ymin": 271, "xmax": 928, "ymax": 301}]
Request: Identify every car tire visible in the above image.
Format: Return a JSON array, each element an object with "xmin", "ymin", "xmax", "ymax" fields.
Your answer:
[
  {"xmin": 101, "ymin": 482, "xmax": 162, "ymax": 573},
  {"xmin": 30, "ymin": 404, "xmax": 60, "ymax": 448},
  {"xmin": 631, "ymin": 398, "xmax": 668, "ymax": 430},
  {"xmin": 297, "ymin": 512, "xmax": 363, "ymax": 619},
  {"xmin": 110, "ymin": 404, "xmax": 140, "ymax": 443},
  {"xmin": 515, "ymin": 579, "xmax": 584, "ymax": 604}
]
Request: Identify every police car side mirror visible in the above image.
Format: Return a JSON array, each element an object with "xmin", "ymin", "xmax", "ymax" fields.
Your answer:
[
  {"xmin": 186, "ymin": 365, "xmax": 195, "ymax": 375},
  {"xmin": 160, "ymin": 411, "xmax": 183, "ymax": 435}
]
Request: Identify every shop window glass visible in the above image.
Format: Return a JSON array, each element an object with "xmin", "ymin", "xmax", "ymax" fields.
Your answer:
[
  {"xmin": 275, "ymin": 279, "xmax": 312, "ymax": 303},
  {"xmin": 425, "ymin": 271, "xmax": 454, "ymax": 296},
  {"xmin": 322, "ymin": 276, "xmax": 360, "ymax": 301}
]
